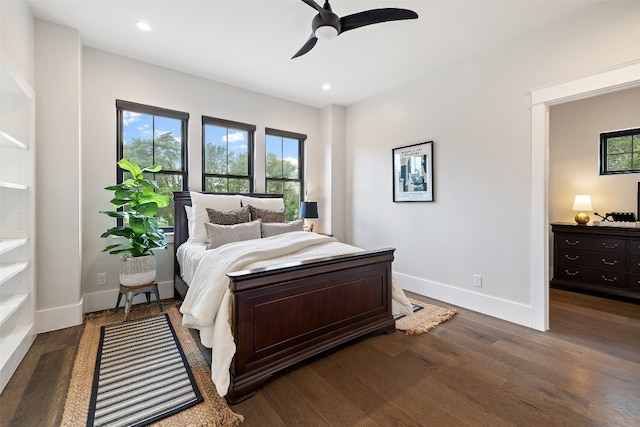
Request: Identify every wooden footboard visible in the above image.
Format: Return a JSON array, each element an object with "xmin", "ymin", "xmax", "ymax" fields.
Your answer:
[{"xmin": 226, "ymin": 248, "xmax": 396, "ymax": 403}]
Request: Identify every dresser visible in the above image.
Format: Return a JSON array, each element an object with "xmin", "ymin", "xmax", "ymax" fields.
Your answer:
[{"xmin": 551, "ymin": 223, "xmax": 640, "ymax": 300}]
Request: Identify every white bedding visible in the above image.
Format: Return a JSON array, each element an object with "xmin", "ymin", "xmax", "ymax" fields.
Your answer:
[{"xmin": 178, "ymin": 231, "xmax": 413, "ymax": 396}]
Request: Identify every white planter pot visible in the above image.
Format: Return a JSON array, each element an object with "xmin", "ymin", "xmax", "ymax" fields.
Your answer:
[{"xmin": 119, "ymin": 254, "xmax": 156, "ymax": 286}]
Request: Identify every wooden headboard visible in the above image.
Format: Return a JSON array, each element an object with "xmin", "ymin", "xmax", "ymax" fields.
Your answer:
[{"xmin": 172, "ymin": 191, "xmax": 283, "ymax": 298}]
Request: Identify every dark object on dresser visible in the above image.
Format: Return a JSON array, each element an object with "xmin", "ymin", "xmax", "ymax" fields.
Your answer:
[
  {"xmin": 172, "ymin": 191, "xmax": 396, "ymax": 403},
  {"xmin": 551, "ymin": 223, "xmax": 640, "ymax": 300}
]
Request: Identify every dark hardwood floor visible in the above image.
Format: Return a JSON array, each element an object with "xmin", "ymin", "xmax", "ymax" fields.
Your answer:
[{"xmin": 1, "ymin": 289, "xmax": 638, "ymax": 426}]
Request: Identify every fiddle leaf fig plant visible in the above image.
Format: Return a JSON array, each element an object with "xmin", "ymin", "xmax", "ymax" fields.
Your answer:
[{"xmin": 100, "ymin": 158, "xmax": 171, "ymax": 257}]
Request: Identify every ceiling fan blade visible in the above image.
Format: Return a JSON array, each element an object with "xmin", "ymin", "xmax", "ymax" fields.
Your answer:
[
  {"xmin": 300, "ymin": 0, "xmax": 322, "ymax": 12},
  {"xmin": 292, "ymin": 34, "xmax": 318, "ymax": 59},
  {"xmin": 340, "ymin": 8, "xmax": 418, "ymax": 34}
]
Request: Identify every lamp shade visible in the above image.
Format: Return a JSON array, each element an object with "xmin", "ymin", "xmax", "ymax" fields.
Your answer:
[
  {"xmin": 300, "ymin": 201, "xmax": 318, "ymax": 219},
  {"xmin": 572, "ymin": 195, "xmax": 592, "ymax": 211}
]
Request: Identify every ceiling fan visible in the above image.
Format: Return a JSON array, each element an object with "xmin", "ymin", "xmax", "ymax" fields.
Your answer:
[{"xmin": 292, "ymin": 0, "xmax": 419, "ymax": 59}]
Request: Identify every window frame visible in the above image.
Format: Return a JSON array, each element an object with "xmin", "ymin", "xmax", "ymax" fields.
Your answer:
[
  {"xmin": 115, "ymin": 99, "xmax": 189, "ymax": 231},
  {"xmin": 265, "ymin": 127, "xmax": 307, "ymax": 220},
  {"xmin": 202, "ymin": 116, "xmax": 256, "ymax": 193},
  {"xmin": 599, "ymin": 127, "xmax": 640, "ymax": 175}
]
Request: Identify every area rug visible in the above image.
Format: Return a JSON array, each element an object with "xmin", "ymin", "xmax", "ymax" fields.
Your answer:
[
  {"xmin": 61, "ymin": 301, "xmax": 244, "ymax": 427},
  {"xmin": 395, "ymin": 298, "xmax": 457, "ymax": 335},
  {"xmin": 88, "ymin": 314, "xmax": 203, "ymax": 427}
]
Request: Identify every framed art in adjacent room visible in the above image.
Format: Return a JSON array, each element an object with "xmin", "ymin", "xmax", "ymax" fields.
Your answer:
[{"xmin": 393, "ymin": 141, "xmax": 434, "ymax": 202}]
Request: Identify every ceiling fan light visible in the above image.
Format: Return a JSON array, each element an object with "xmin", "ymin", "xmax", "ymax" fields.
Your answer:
[{"xmin": 315, "ymin": 25, "xmax": 338, "ymax": 40}]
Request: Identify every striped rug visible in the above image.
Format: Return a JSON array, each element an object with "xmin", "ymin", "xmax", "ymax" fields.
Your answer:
[{"xmin": 87, "ymin": 314, "xmax": 203, "ymax": 427}]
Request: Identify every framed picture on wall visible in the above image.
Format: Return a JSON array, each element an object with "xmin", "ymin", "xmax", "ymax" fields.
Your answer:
[{"xmin": 393, "ymin": 141, "xmax": 434, "ymax": 202}]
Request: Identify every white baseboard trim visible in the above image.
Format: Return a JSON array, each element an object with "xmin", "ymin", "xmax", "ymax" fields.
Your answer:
[
  {"xmin": 36, "ymin": 299, "xmax": 84, "ymax": 333},
  {"xmin": 83, "ymin": 280, "xmax": 174, "ymax": 314},
  {"xmin": 395, "ymin": 272, "xmax": 536, "ymax": 329}
]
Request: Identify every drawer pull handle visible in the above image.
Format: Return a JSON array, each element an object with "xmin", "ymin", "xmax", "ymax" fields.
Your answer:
[
  {"xmin": 601, "ymin": 243, "xmax": 618, "ymax": 249},
  {"xmin": 601, "ymin": 259, "xmax": 618, "ymax": 266},
  {"xmin": 565, "ymin": 255, "xmax": 579, "ymax": 261},
  {"xmin": 565, "ymin": 240, "xmax": 579, "ymax": 246},
  {"xmin": 601, "ymin": 275, "xmax": 617, "ymax": 282},
  {"xmin": 564, "ymin": 270, "xmax": 579, "ymax": 276}
]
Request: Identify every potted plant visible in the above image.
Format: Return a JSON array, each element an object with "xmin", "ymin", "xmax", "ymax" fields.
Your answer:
[{"xmin": 100, "ymin": 158, "xmax": 170, "ymax": 286}]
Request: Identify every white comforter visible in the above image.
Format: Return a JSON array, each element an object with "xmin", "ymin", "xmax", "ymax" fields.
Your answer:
[{"xmin": 179, "ymin": 231, "xmax": 413, "ymax": 396}]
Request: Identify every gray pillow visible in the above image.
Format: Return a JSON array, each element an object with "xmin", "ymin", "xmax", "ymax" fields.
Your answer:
[
  {"xmin": 206, "ymin": 205, "xmax": 251, "ymax": 225},
  {"xmin": 204, "ymin": 219, "xmax": 261, "ymax": 250},
  {"xmin": 261, "ymin": 219, "xmax": 304, "ymax": 237},
  {"xmin": 248, "ymin": 205, "xmax": 285, "ymax": 223}
]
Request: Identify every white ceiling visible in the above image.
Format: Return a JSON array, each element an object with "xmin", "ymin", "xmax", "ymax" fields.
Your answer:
[{"xmin": 27, "ymin": 0, "xmax": 600, "ymax": 108}]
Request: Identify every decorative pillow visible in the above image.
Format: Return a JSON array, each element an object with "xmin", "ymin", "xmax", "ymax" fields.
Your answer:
[
  {"xmin": 240, "ymin": 196, "xmax": 285, "ymax": 211},
  {"xmin": 188, "ymin": 192, "xmax": 242, "ymax": 244},
  {"xmin": 206, "ymin": 206, "xmax": 251, "ymax": 225},
  {"xmin": 261, "ymin": 219, "xmax": 304, "ymax": 237},
  {"xmin": 248, "ymin": 205, "xmax": 286, "ymax": 223},
  {"xmin": 204, "ymin": 219, "xmax": 262, "ymax": 250},
  {"xmin": 184, "ymin": 205, "xmax": 193, "ymax": 237}
]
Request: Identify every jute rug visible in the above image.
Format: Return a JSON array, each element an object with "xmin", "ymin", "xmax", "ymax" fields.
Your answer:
[
  {"xmin": 61, "ymin": 301, "xmax": 244, "ymax": 427},
  {"xmin": 395, "ymin": 298, "xmax": 457, "ymax": 335}
]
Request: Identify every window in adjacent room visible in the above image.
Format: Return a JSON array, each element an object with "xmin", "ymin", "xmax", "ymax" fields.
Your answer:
[
  {"xmin": 202, "ymin": 116, "xmax": 255, "ymax": 193},
  {"xmin": 116, "ymin": 100, "xmax": 188, "ymax": 229},
  {"xmin": 265, "ymin": 128, "xmax": 306, "ymax": 221},
  {"xmin": 600, "ymin": 127, "xmax": 640, "ymax": 175}
]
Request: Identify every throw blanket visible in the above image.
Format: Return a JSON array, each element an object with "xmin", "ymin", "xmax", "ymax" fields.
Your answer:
[{"xmin": 180, "ymin": 231, "xmax": 412, "ymax": 396}]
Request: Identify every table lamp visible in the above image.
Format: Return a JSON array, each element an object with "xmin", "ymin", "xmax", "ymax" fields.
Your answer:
[
  {"xmin": 572, "ymin": 195, "xmax": 592, "ymax": 225},
  {"xmin": 300, "ymin": 201, "xmax": 318, "ymax": 231}
]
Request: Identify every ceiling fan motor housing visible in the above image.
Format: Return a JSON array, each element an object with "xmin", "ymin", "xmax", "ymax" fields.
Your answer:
[{"xmin": 312, "ymin": 12, "xmax": 341, "ymax": 39}]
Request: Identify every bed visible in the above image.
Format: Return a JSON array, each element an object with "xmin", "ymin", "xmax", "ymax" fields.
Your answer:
[{"xmin": 173, "ymin": 191, "xmax": 411, "ymax": 403}]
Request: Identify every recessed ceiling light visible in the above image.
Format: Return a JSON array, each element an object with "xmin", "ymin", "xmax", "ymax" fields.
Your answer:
[
  {"xmin": 135, "ymin": 20, "xmax": 152, "ymax": 31},
  {"xmin": 322, "ymin": 83, "xmax": 331, "ymax": 91}
]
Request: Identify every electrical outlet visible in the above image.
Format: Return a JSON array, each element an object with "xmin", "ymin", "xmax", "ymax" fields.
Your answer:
[
  {"xmin": 97, "ymin": 272, "xmax": 107, "ymax": 286},
  {"xmin": 473, "ymin": 274, "xmax": 482, "ymax": 287}
]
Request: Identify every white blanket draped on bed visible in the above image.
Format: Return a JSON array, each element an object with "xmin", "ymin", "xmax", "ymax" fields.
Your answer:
[{"xmin": 179, "ymin": 231, "xmax": 413, "ymax": 396}]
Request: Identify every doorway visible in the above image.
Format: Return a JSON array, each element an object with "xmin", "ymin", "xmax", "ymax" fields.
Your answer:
[{"xmin": 529, "ymin": 59, "xmax": 640, "ymax": 331}]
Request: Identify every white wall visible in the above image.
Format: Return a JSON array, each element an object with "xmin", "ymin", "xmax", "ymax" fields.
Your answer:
[
  {"xmin": 320, "ymin": 105, "xmax": 346, "ymax": 241},
  {"xmin": 345, "ymin": 1, "xmax": 640, "ymax": 328},
  {"xmin": 549, "ymin": 86, "xmax": 639, "ymax": 223},
  {"xmin": 34, "ymin": 19, "xmax": 83, "ymax": 331},
  {"xmin": 81, "ymin": 48, "xmax": 331, "ymax": 312},
  {"xmin": 0, "ymin": 0, "xmax": 34, "ymax": 85}
]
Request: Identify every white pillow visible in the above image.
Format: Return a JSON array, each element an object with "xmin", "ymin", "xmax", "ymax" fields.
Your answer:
[
  {"xmin": 184, "ymin": 205, "xmax": 193, "ymax": 238},
  {"xmin": 189, "ymin": 192, "xmax": 242, "ymax": 244},
  {"xmin": 240, "ymin": 195, "xmax": 284, "ymax": 210},
  {"xmin": 261, "ymin": 219, "xmax": 304, "ymax": 237},
  {"xmin": 204, "ymin": 219, "xmax": 262, "ymax": 250}
]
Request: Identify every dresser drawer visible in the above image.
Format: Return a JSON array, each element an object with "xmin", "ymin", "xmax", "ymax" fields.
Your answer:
[
  {"xmin": 556, "ymin": 234, "xmax": 625, "ymax": 254},
  {"xmin": 557, "ymin": 249, "xmax": 625, "ymax": 272},
  {"xmin": 629, "ymin": 239, "xmax": 640, "ymax": 256},
  {"xmin": 555, "ymin": 264, "xmax": 625, "ymax": 289},
  {"xmin": 629, "ymin": 274, "xmax": 640, "ymax": 291}
]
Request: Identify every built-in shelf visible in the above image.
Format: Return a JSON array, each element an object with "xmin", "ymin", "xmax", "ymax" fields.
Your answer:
[
  {"xmin": 0, "ymin": 262, "xmax": 29, "ymax": 286},
  {"xmin": 0, "ymin": 293, "xmax": 29, "ymax": 328},
  {"xmin": 0, "ymin": 130, "xmax": 28, "ymax": 150},
  {"xmin": 0, "ymin": 181, "xmax": 29, "ymax": 190},
  {"xmin": 0, "ymin": 323, "xmax": 33, "ymax": 375},
  {"xmin": 0, "ymin": 238, "xmax": 28, "ymax": 256},
  {"xmin": 1, "ymin": 48, "xmax": 35, "ymax": 394}
]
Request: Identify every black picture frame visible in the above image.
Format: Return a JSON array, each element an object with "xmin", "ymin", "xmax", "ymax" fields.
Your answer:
[
  {"xmin": 637, "ymin": 182, "xmax": 640, "ymax": 219},
  {"xmin": 393, "ymin": 141, "xmax": 434, "ymax": 202}
]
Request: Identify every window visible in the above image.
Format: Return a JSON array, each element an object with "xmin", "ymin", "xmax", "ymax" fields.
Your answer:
[
  {"xmin": 116, "ymin": 100, "xmax": 188, "ymax": 229},
  {"xmin": 202, "ymin": 116, "xmax": 255, "ymax": 193},
  {"xmin": 600, "ymin": 128, "xmax": 640, "ymax": 175},
  {"xmin": 265, "ymin": 128, "xmax": 306, "ymax": 221}
]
